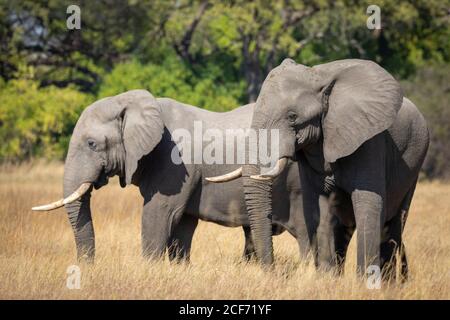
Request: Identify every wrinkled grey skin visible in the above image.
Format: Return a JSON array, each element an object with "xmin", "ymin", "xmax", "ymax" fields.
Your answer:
[
  {"xmin": 63, "ymin": 90, "xmax": 314, "ymax": 263},
  {"xmin": 241, "ymin": 59, "xmax": 429, "ymax": 278}
]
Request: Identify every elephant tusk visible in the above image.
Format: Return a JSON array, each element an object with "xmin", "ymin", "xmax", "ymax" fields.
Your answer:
[
  {"xmin": 31, "ymin": 183, "xmax": 92, "ymax": 211},
  {"xmin": 205, "ymin": 167, "xmax": 242, "ymax": 183},
  {"xmin": 250, "ymin": 158, "xmax": 288, "ymax": 181}
]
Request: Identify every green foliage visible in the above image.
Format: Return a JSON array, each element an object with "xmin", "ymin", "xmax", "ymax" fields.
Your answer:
[
  {"xmin": 0, "ymin": 79, "xmax": 92, "ymax": 160},
  {"xmin": 1, "ymin": 0, "xmax": 160, "ymax": 90},
  {"xmin": 402, "ymin": 65, "xmax": 450, "ymax": 179},
  {"xmin": 99, "ymin": 57, "xmax": 246, "ymax": 112},
  {"xmin": 0, "ymin": 0, "xmax": 449, "ymax": 178}
]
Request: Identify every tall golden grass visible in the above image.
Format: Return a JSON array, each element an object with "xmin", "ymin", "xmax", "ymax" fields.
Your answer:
[{"xmin": 0, "ymin": 162, "xmax": 448, "ymax": 299}]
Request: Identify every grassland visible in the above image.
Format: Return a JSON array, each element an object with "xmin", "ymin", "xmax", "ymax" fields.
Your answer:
[{"xmin": 0, "ymin": 162, "xmax": 448, "ymax": 299}]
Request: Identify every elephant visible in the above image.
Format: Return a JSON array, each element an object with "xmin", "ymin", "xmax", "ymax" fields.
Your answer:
[
  {"xmin": 209, "ymin": 59, "xmax": 429, "ymax": 278},
  {"xmin": 31, "ymin": 89, "xmax": 318, "ymax": 263}
]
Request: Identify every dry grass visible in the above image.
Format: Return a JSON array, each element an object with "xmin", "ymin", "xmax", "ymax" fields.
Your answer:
[{"xmin": 0, "ymin": 162, "xmax": 449, "ymax": 299}]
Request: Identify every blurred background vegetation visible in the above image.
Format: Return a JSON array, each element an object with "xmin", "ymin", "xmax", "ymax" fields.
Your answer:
[{"xmin": 0, "ymin": 0, "xmax": 449, "ymax": 178}]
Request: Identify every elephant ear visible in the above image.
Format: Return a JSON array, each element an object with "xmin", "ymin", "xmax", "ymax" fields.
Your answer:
[
  {"xmin": 116, "ymin": 90, "xmax": 164, "ymax": 185},
  {"xmin": 318, "ymin": 60, "xmax": 403, "ymax": 163}
]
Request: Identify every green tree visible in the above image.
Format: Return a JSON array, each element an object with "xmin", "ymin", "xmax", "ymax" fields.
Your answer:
[
  {"xmin": 1, "ymin": 0, "xmax": 163, "ymax": 91},
  {"xmin": 1, "ymin": 0, "xmax": 449, "ymax": 179},
  {"xmin": 0, "ymin": 78, "xmax": 92, "ymax": 160},
  {"xmin": 99, "ymin": 57, "xmax": 245, "ymax": 111}
]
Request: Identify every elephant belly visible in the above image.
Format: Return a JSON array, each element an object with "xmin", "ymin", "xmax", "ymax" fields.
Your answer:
[
  {"xmin": 385, "ymin": 143, "xmax": 422, "ymax": 222},
  {"xmin": 187, "ymin": 198, "xmax": 289, "ymax": 231},
  {"xmin": 185, "ymin": 182, "xmax": 249, "ymax": 227},
  {"xmin": 196, "ymin": 207, "xmax": 249, "ymax": 227},
  {"xmin": 385, "ymin": 177, "xmax": 415, "ymax": 222},
  {"xmin": 185, "ymin": 177, "xmax": 294, "ymax": 231}
]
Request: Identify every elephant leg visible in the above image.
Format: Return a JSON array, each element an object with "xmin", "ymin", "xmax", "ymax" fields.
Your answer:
[
  {"xmin": 399, "ymin": 243, "xmax": 408, "ymax": 281},
  {"xmin": 329, "ymin": 189, "xmax": 355, "ymax": 275},
  {"xmin": 167, "ymin": 214, "xmax": 198, "ymax": 263},
  {"xmin": 397, "ymin": 182, "xmax": 417, "ymax": 281},
  {"xmin": 288, "ymin": 189, "xmax": 313, "ymax": 260},
  {"xmin": 297, "ymin": 165, "xmax": 321, "ymax": 264},
  {"xmin": 381, "ymin": 183, "xmax": 416, "ymax": 281},
  {"xmin": 242, "ymin": 226, "xmax": 256, "ymax": 261},
  {"xmin": 333, "ymin": 223, "xmax": 355, "ymax": 275},
  {"xmin": 380, "ymin": 213, "xmax": 402, "ymax": 281},
  {"xmin": 335, "ymin": 132, "xmax": 387, "ymax": 277},
  {"xmin": 141, "ymin": 194, "xmax": 188, "ymax": 261},
  {"xmin": 316, "ymin": 219, "xmax": 355, "ymax": 276},
  {"xmin": 316, "ymin": 194, "xmax": 336, "ymax": 271},
  {"xmin": 316, "ymin": 191, "xmax": 355, "ymax": 273},
  {"xmin": 141, "ymin": 201, "xmax": 170, "ymax": 260},
  {"xmin": 351, "ymin": 190, "xmax": 384, "ymax": 276}
]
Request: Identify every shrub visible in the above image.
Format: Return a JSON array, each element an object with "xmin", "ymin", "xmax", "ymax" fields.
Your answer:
[
  {"xmin": 0, "ymin": 79, "xmax": 93, "ymax": 161},
  {"xmin": 402, "ymin": 65, "xmax": 450, "ymax": 179},
  {"xmin": 98, "ymin": 57, "xmax": 246, "ymax": 112}
]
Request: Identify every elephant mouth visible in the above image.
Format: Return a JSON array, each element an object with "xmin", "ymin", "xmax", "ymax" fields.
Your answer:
[
  {"xmin": 295, "ymin": 121, "xmax": 322, "ymax": 150},
  {"xmin": 31, "ymin": 166, "xmax": 109, "ymax": 211},
  {"xmin": 93, "ymin": 168, "xmax": 109, "ymax": 190},
  {"xmin": 31, "ymin": 182, "xmax": 92, "ymax": 211}
]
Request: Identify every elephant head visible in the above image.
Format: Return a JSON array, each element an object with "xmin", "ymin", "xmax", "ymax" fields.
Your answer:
[
  {"xmin": 32, "ymin": 89, "xmax": 164, "ymax": 262},
  {"xmin": 208, "ymin": 59, "xmax": 402, "ymax": 265}
]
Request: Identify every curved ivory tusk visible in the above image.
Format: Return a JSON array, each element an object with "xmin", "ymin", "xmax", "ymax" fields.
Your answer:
[
  {"xmin": 31, "ymin": 183, "xmax": 92, "ymax": 211},
  {"xmin": 205, "ymin": 167, "xmax": 242, "ymax": 183},
  {"xmin": 250, "ymin": 158, "xmax": 288, "ymax": 181}
]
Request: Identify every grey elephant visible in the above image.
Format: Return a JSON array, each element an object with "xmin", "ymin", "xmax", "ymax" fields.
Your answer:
[
  {"xmin": 210, "ymin": 59, "xmax": 429, "ymax": 278},
  {"xmin": 32, "ymin": 90, "xmax": 318, "ymax": 263}
]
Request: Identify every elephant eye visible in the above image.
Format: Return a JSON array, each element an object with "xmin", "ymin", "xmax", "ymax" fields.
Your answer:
[
  {"xmin": 87, "ymin": 139, "xmax": 97, "ymax": 151},
  {"xmin": 287, "ymin": 112, "xmax": 298, "ymax": 123}
]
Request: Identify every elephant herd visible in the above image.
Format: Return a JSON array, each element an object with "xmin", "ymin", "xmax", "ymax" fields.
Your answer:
[{"xmin": 33, "ymin": 59, "xmax": 429, "ymax": 281}]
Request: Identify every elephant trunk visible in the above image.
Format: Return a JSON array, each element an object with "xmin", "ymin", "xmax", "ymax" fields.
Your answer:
[
  {"xmin": 243, "ymin": 164, "xmax": 274, "ymax": 266},
  {"xmin": 63, "ymin": 163, "xmax": 95, "ymax": 263}
]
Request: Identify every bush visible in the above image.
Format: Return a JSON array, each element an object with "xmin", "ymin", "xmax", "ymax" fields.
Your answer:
[
  {"xmin": 402, "ymin": 65, "xmax": 450, "ymax": 179},
  {"xmin": 0, "ymin": 79, "xmax": 93, "ymax": 161},
  {"xmin": 98, "ymin": 57, "xmax": 246, "ymax": 112}
]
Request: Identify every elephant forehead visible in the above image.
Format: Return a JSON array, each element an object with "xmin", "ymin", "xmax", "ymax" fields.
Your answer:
[
  {"xmin": 114, "ymin": 89, "xmax": 154, "ymax": 104},
  {"xmin": 266, "ymin": 64, "xmax": 322, "ymax": 92},
  {"xmin": 115, "ymin": 89, "xmax": 153, "ymax": 99},
  {"xmin": 72, "ymin": 122, "xmax": 110, "ymax": 143},
  {"xmin": 79, "ymin": 97, "xmax": 122, "ymax": 122}
]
